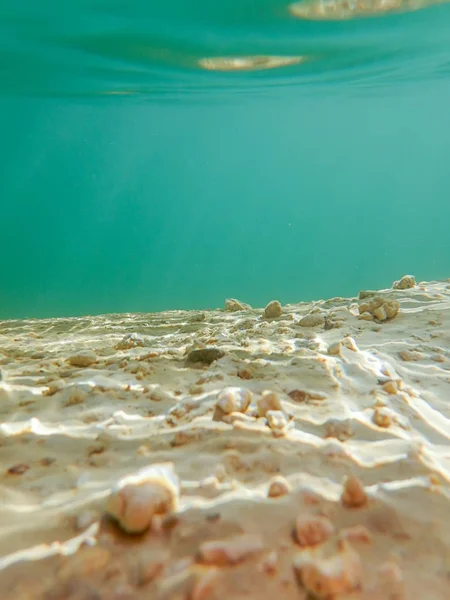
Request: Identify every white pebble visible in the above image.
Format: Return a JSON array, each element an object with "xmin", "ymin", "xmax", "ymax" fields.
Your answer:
[
  {"xmin": 217, "ymin": 387, "xmax": 252, "ymax": 414},
  {"xmin": 105, "ymin": 463, "xmax": 179, "ymax": 534},
  {"xmin": 266, "ymin": 410, "xmax": 289, "ymax": 436}
]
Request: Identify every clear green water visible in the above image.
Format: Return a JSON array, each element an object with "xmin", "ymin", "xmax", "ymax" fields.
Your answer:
[{"xmin": 1, "ymin": 0, "xmax": 450, "ymax": 319}]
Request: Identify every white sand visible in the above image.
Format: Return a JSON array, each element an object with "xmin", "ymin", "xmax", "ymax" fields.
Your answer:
[{"xmin": 0, "ymin": 278, "xmax": 449, "ymax": 599}]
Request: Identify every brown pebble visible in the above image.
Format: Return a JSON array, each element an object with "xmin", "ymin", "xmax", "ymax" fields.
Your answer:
[
  {"xmin": 263, "ymin": 300, "xmax": 282, "ymax": 319},
  {"xmin": 186, "ymin": 348, "xmax": 225, "ymax": 366},
  {"xmin": 294, "ymin": 515, "xmax": 335, "ymax": 547},
  {"xmin": 399, "ymin": 350, "xmax": 423, "ymax": 362},
  {"xmin": 67, "ymin": 351, "xmax": 97, "ymax": 368},
  {"xmin": 294, "ymin": 540, "xmax": 362, "ymax": 598},
  {"xmin": 7, "ymin": 463, "xmax": 30, "ymax": 475},
  {"xmin": 237, "ymin": 368, "xmax": 254, "ymax": 380},
  {"xmin": 341, "ymin": 475, "xmax": 368, "ymax": 509},
  {"xmin": 288, "ymin": 389, "xmax": 327, "ymax": 402},
  {"xmin": 373, "ymin": 407, "xmax": 392, "ymax": 428}
]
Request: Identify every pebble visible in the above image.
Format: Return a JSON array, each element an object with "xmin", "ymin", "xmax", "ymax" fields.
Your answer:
[
  {"xmin": 373, "ymin": 408, "xmax": 392, "ymax": 428},
  {"xmin": 225, "ymin": 298, "xmax": 251, "ymax": 312},
  {"xmin": 266, "ymin": 410, "xmax": 289, "ymax": 437},
  {"xmin": 105, "ymin": 464, "xmax": 179, "ymax": 534},
  {"xmin": 294, "ymin": 540, "xmax": 362, "ymax": 598},
  {"xmin": 294, "ymin": 515, "xmax": 335, "ymax": 547},
  {"xmin": 256, "ymin": 391, "xmax": 283, "ymax": 417},
  {"xmin": 299, "ymin": 314, "xmax": 325, "ymax": 328},
  {"xmin": 359, "ymin": 297, "xmax": 400, "ymax": 321},
  {"xmin": 116, "ymin": 333, "xmax": 145, "ymax": 350},
  {"xmin": 399, "ymin": 350, "xmax": 423, "ymax": 362},
  {"xmin": 263, "ymin": 300, "xmax": 282, "ymax": 319},
  {"xmin": 288, "ymin": 389, "xmax": 327, "ymax": 402},
  {"xmin": 199, "ymin": 533, "xmax": 264, "ymax": 565},
  {"xmin": 186, "ymin": 348, "xmax": 225, "ymax": 366},
  {"xmin": 393, "ymin": 274, "xmax": 416, "ymax": 290},
  {"xmin": 327, "ymin": 342, "xmax": 342, "ymax": 356},
  {"xmin": 216, "ymin": 387, "xmax": 252, "ymax": 414},
  {"xmin": 382, "ymin": 380, "xmax": 399, "ymax": 395},
  {"xmin": 68, "ymin": 350, "xmax": 97, "ymax": 368},
  {"xmin": 268, "ymin": 475, "xmax": 291, "ymax": 498},
  {"xmin": 341, "ymin": 475, "xmax": 368, "ymax": 508},
  {"xmin": 341, "ymin": 336, "xmax": 358, "ymax": 352}
]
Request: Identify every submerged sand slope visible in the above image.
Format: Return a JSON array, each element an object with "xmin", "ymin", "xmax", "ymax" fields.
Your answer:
[{"xmin": 0, "ymin": 279, "xmax": 449, "ymax": 599}]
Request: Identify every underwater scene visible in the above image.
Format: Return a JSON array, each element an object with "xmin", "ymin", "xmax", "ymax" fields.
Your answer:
[{"xmin": 1, "ymin": 0, "xmax": 450, "ymax": 598}]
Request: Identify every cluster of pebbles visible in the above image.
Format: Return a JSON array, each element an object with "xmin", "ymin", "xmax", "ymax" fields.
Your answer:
[{"xmin": 1, "ymin": 275, "xmax": 450, "ymax": 599}]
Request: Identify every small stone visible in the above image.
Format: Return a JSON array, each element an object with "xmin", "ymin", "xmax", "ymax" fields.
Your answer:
[
  {"xmin": 116, "ymin": 333, "xmax": 145, "ymax": 350},
  {"xmin": 257, "ymin": 391, "xmax": 283, "ymax": 417},
  {"xmin": 399, "ymin": 350, "xmax": 423, "ymax": 362},
  {"xmin": 7, "ymin": 463, "xmax": 30, "ymax": 475},
  {"xmin": 237, "ymin": 368, "xmax": 254, "ymax": 380},
  {"xmin": 341, "ymin": 475, "xmax": 367, "ymax": 509},
  {"xmin": 268, "ymin": 475, "xmax": 291, "ymax": 498},
  {"xmin": 327, "ymin": 343, "xmax": 342, "ymax": 356},
  {"xmin": 359, "ymin": 296, "xmax": 399, "ymax": 321},
  {"xmin": 105, "ymin": 464, "xmax": 179, "ymax": 534},
  {"xmin": 217, "ymin": 387, "xmax": 252, "ymax": 414},
  {"xmin": 373, "ymin": 408, "xmax": 392, "ymax": 428},
  {"xmin": 393, "ymin": 275, "xmax": 416, "ymax": 290},
  {"xmin": 382, "ymin": 380, "xmax": 398, "ymax": 395},
  {"xmin": 199, "ymin": 534, "xmax": 264, "ymax": 566},
  {"xmin": 294, "ymin": 515, "xmax": 335, "ymax": 547},
  {"xmin": 263, "ymin": 300, "xmax": 282, "ymax": 319},
  {"xmin": 431, "ymin": 354, "xmax": 445, "ymax": 363},
  {"xmin": 299, "ymin": 314, "xmax": 325, "ymax": 328},
  {"xmin": 294, "ymin": 540, "xmax": 362, "ymax": 598},
  {"xmin": 266, "ymin": 410, "xmax": 289, "ymax": 437},
  {"xmin": 341, "ymin": 337, "xmax": 358, "ymax": 352},
  {"xmin": 225, "ymin": 298, "xmax": 251, "ymax": 312},
  {"xmin": 288, "ymin": 389, "xmax": 327, "ymax": 402},
  {"xmin": 186, "ymin": 348, "xmax": 225, "ymax": 366},
  {"xmin": 68, "ymin": 350, "xmax": 97, "ymax": 368}
]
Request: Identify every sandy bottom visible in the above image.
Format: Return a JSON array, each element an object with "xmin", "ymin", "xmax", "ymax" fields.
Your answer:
[{"xmin": 1, "ymin": 278, "xmax": 450, "ymax": 599}]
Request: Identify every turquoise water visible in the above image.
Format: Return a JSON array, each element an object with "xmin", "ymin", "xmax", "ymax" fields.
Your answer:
[{"xmin": 1, "ymin": 0, "xmax": 450, "ymax": 319}]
